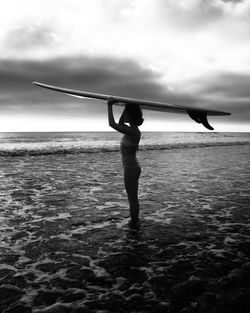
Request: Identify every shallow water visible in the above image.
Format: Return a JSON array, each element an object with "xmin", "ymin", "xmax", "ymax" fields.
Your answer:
[{"xmin": 0, "ymin": 144, "xmax": 250, "ymax": 312}]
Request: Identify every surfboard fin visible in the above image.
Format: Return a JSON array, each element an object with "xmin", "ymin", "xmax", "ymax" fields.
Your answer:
[{"xmin": 188, "ymin": 110, "xmax": 214, "ymax": 130}]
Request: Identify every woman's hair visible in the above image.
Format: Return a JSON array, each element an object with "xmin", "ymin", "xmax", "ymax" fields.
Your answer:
[{"xmin": 125, "ymin": 104, "xmax": 144, "ymax": 126}]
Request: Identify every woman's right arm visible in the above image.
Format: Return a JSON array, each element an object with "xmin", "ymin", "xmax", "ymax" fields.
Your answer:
[{"xmin": 118, "ymin": 108, "xmax": 126, "ymax": 125}]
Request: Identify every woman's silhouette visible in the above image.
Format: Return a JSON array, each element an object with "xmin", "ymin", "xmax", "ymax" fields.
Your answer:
[{"xmin": 107, "ymin": 98, "xmax": 144, "ymax": 228}]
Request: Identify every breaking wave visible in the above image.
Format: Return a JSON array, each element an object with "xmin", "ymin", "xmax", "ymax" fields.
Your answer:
[{"xmin": 0, "ymin": 140, "xmax": 249, "ymax": 157}]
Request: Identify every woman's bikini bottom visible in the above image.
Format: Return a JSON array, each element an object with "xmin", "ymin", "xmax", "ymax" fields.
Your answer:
[{"xmin": 124, "ymin": 165, "xmax": 141, "ymax": 180}]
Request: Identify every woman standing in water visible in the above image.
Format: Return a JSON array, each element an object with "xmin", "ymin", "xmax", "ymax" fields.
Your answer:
[{"xmin": 107, "ymin": 98, "xmax": 144, "ymax": 228}]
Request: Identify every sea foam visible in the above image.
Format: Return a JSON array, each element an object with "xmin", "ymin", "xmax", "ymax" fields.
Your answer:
[{"xmin": 0, "ymin": 132, "xmax": 249, "ymax": 156}]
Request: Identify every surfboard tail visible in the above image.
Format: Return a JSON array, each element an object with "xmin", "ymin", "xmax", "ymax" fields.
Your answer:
[{"xmin": 188, "ymin": 110, "xmax": 214, "ymax": 130}]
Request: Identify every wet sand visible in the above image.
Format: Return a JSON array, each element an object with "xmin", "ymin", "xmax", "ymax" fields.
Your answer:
[{"xmin": 0, "ymin": 145, "xmax": 250, "ymax": 313}]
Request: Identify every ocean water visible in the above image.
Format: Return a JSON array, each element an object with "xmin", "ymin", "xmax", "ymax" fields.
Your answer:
[
  {"xmin": 0, "ymin": 132, "xmax": 250, "ymax": 311},
  {"xmin": 0, "ymin": 131, "xmax": 249, "ymax": 156}
]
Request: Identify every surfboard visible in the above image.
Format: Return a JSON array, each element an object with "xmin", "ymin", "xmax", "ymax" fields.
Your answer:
[{"xmin": 33, "ymin": 81, "xmax": 231, "ymax": 130}]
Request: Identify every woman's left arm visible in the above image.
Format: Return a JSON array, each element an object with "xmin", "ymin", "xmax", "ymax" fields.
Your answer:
[
  {"xmin": 107, "ymin": 99, "xmax": 135, "ymax": 135},
  {"xmin": 118, "ymin": 108, "xmax": 126, "ymax": 125}
]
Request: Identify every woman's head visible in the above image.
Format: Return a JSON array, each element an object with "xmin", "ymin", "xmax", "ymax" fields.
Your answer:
[{"xmin": 125, "ymin": 104, "xmax": 144, "ymax": 126}]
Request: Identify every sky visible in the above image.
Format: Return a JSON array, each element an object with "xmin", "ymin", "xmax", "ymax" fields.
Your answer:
[{"xmin": 0, "ymin": 0, "xmax": 249, "ymax": 132}]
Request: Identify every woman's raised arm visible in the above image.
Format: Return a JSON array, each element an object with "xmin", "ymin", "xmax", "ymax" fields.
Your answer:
[{"xmin": 107, "ymin": 99, "xmax": 135, "ymax": 135}]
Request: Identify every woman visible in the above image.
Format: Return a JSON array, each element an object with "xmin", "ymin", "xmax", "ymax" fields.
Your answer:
[{"xmin": 107, "ymin": 98, "xmax": 144, "ymax": 228}]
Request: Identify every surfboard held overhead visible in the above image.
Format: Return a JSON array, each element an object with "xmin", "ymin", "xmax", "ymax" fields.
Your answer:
[{"xmin": 33, "ymin": 81, "xmax": 231, "ymax": 130}]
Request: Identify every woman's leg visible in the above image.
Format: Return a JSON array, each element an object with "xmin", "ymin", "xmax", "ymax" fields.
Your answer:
[{"xmin": 124, "ymin": 167, "xmax": 141, "ymax": 224}]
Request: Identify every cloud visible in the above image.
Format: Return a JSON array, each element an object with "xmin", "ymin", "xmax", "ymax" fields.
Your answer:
[
  {"xmin": 184, "ymin": 72, "xmax": 250, "ymax": 122},
  {"xmin": 0, "ymin": 55, "xmax": 199, "ymax": 102},
  {"xmin": 156, "ymin": 0, "xmax": 224, "ymax": 29},
  {"xmin": 200, "ymin": 72, "xmax": 250, "ymax": 99},
  {"xmin": 0, "ymin": 56, "xmax": 172, "ymax": 118},
  {"xmin": 129, "ymin": 0, "xmax": 250, "ymax": 31},
  {"xmin": 0, "ymin": 55, "xmax": 211, "ymax": 125},
  {"xmin": 222, "ymin": 0, "xmax": 244, "ymax": 3},
  {"xmin": 1, "ymin": 55, "xmax": 248, "ymax": 124},
  {"xmin": 4, "ymin": 25, "xmax": 57, "ymax": 51},
  {"xmin": 1, "ymin": 0, "xmax": 250, "ymax": 86},
  {"xmin": 0, "ymin": 56, "xmax": 162, "ymax": 94},
  {"xmin": 0, "ymin": 0, "xmax": 249, "ymax": 130}
]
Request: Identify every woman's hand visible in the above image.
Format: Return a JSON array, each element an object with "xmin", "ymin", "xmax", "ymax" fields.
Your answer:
[{"xmin": 107, "ymin": 97, "xmax": 118, "ymax": 106}]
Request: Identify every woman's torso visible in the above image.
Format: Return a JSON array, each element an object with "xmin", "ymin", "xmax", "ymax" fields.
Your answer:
[{"xmin": 120, "ymin": 131, "xmax": 141, "ymax": 167}]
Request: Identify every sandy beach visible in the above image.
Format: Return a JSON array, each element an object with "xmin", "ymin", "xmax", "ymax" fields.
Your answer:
[{"xmin": 0, "ymin": 144, "xmax": 250, "ymax": 313}]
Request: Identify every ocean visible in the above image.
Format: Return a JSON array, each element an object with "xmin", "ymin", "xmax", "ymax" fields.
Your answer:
[
  {"xmin": 0, "ymin": 131, "xmax": 249, "ymax": 156},
  {"xmin": 0, "ymin": 131, "xmax": 250, "ymax": 312}
]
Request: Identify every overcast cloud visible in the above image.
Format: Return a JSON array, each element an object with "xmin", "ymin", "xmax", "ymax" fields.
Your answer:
[{"xmin": 0, "ymin": 0, "xmax": 249, "ymax": 131}]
